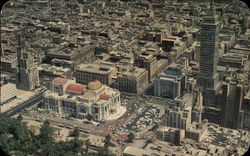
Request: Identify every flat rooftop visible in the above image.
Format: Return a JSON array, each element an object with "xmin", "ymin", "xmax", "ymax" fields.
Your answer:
[{"xmin": 75, "ymin": 63, "xmax": 116, "ymax": 75}]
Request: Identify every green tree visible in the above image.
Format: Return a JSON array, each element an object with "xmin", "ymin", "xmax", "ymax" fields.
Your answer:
[
  {"xmin": 39, "ymin": 121, "xmax": 55, "ymax": 144},
  {"xmin": 72, "ymin": 127, "xmax": 80, "ymax": 137},
  {"xmin": 17, "ymin": 114, "xmax": 23, "ymax": 121},
  {"xmin": 83, "ymin": 139, "xmax": 91, "ymax": 154}
]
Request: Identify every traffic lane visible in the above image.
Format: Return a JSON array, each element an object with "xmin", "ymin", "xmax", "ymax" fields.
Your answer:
[{"xmin": 0, "ymin": 94, "xmax": 44, "ymax": 118}]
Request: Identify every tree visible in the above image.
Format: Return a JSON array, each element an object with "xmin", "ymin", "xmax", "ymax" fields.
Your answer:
[
  {"xmin": 84, "ymin": 139, "xmax": 91, "ymax": 154},
  {"xmin": 104, "ymin": 134, "xmax": 112, "ymax": 150},
  {"xmin": 17, "ymin": 114, "xmax": 23, "ymax": 121},
  {"xmin": 72, "ymin": 127, "xmax": 80, "ymax": 137},
  {"xmin": 127, "ymin": 132, "xmax": 135, "ymax": 143},
  {"xmin": 86, "ymin": 114, "xmax": 93, "ymax": 121},
  {"xmin": 0, "ymin": 118, "xmax": 115, "ymax": 155},
  {"xmin": 39, "ymin": 121, "xmax": 55, "ymax": 144}
]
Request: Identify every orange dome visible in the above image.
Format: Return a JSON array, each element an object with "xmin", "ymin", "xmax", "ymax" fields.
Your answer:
[
  {"xmin": 82, "ymin": 92, "xmax": 95, "ymax": 100},
  {"xmin": 87, "ymin": 81, "xmax": 102, "ymax": 90}
]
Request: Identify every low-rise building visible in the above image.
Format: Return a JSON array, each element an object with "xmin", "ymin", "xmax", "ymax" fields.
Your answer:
[
  {"xmin": 114, "ymin": 66, "xmax": 148, "ymax": 94},
  {"xmin": 135, "ymin": 52, "xmax": 157, "ymax": 82},
  {"xmin": 75, "ymin": 63, "xmax": 117, "ymax": 86},
  {"xmin": 0, "ymin": 82, "xmax": 17, "ymax": 105},
  {"xmin": 154, "ymin": 65, "xmax": 186, "ymax": 99},
  {"xmin": 38, "ymin": 64, "xmax": 72, "ymax": 82},
  {"xmin": 185, "ymin": 120, "xmax": 208, "ymax": 142},
  {"xmin": 156, "ymin": 127, "xmax": 185, "ymax": 145}
]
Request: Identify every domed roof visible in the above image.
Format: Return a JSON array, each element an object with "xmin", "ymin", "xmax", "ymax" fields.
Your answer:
[
  {"xmin": 82, "ymin": 92, "xmax": 95, "ymax": 100},
  {"xmin": 87, "ymin": 81, "xmax": 102, "ymax": 90}
]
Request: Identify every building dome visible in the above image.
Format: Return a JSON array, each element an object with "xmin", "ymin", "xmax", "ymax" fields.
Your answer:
[
  {"xmin": 87, "ymin": 81, "xmax": 102, "ymax": 90},
  {"xmin": 82, "ymin": 92, "xmax": 95, "ymax": 100}
]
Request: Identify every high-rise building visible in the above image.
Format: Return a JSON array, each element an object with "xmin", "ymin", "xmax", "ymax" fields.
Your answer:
[
  {"xmin": 242, "ymin": 90, "xmax": 250, "ymax": 131},
  {"xmin": 197, "ymin": 2, "xmax": 220, "ymax": 107},
  {"xmin": 221, "ymin": 78, "xmax": 243, "ymax": 129},
  {"xmin": 15, "ymin": 34, "xmax": 40, "ymax": 91},
  {"xmin": 135, "ymin": 53, "xmax": 157, "ymax": 82}
]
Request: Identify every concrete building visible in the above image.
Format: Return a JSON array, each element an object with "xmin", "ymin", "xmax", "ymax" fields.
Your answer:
[
  {"xmin": 191, "ymin": 89, "xmax": 203, "ymax": 123},
  {"xmin": 134, "ymin": 52, "xmax": 157, "ymax": 82},
  {"xmin": 15, "ymin": 34, "xmax": 40, "ymax": 91},
  {"xmin": 0, "ymin": 82, "xmax": 17, "ymax": 105},
  {"xmin": 114, "ymin": 66, "xmax": 148, "ymax": 94},
  {"xmin": 164, "ymin": 94, "xmax": 193, "ymax": 130},
  {"xmin": 38, "ymin": 64, "xmax": 72, "ymax": 82},
  {"xmin": 185, "ymin": 120, "xmax": 208, "ymax": 142},
  {"xmin": 75, "ymin": 63, "xmax": 117, "ymax": 86},
  {"xmin": 197, "ymin": 6, "xmax": 220, "ymax": 107},
  {"xmin": 221, "ymin": 77, "xmax": 244, "ymax": 129},
  {"xmin": 218, "ymin": 53, "xmax": 247, "ymax": 68},
  {"xmin": 45, "ymin": 43, "xmax": 95, "ymax": 68},
  {"xmin": 242, "ymin": 90, "xmax": 250, "ymax": 131},
  {"xmin": 43, "ymin": 77, "xmax": 121, "ymax": 121},
  {"xmin": 154, "ymin": 65, "xmax": 186, "ymax": 99},
  {"xmin": 0, "ymin": 55, "xmax": 17, "ymax": 73},
  {"xmin": 156, "ymin": 127, "xmax": 185, "ymax": 145}
]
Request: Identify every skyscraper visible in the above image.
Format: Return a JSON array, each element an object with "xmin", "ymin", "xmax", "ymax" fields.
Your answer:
[
  {"xmin": 197, "ymin": 1, "xmax": 220, "ymax": 107},
  {"xmin": 15, "ymin": 33, "xmax": 40, "ymax": 91},
  {"xmin": 221, "ymin": 78, "xmax": 243, "ymax": 129}
]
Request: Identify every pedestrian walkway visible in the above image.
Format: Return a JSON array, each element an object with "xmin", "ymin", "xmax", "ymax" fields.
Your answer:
[{"xmin": 106, "ymin": 106, "xmax": 126, "ymax": 121}]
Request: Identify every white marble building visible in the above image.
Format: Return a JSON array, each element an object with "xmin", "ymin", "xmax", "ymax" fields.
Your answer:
[{"xmin": 43, "ymin": 77, "xmax": 121, "ymax": 120}]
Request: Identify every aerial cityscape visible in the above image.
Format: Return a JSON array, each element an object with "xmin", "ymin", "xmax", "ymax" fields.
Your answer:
[{"xmin": 0, "ymin": 0, "xmax": 250, "ymax": 155}]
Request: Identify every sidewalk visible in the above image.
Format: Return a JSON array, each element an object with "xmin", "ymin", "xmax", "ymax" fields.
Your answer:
[{"xmin": 106, "ymin": 106, "xmax": 126, "ymax": 121}]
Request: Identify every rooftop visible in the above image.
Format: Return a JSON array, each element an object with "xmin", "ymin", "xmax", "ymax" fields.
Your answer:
[
  {"xmin": 65, "ymin": 83, "xmax": 86, "ymax": 94},
  {"xmin": 52, "ymin": 77, "xmax": 70, "ymax": 85}
]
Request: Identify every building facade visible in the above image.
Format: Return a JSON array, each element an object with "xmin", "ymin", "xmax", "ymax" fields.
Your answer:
[
  {"xmin": 197, "ymin": 8, "xmax": 220, "ymax": 107},
  {"xmin": 154, "ymin": 66, "xmax": 186, "ymax": 99},
  {"xmin": 221, "ymin": 78, "xmax": 243, "ymax": 129},
  {"xmin": 135, "ymin": 53, "xmax": 157, "ymax": 82},
  {"xmin": 0, "ymin": 82, "xmax": 17, "ymax": 105},
  {"xmin": 75, "ymin": 63, "xmax": 117, "ymax": 86},
  {"xmin": 242, "ymin": 90, "xmax": 250, "ymax": 131},
  {"xmin": 114, "ymin": 66, "xmax": 148, "ymax": 94},
  {"xmin": 43, "ymin": 77, "xmax": 121, "ymax": 121},
  {"xmin": 15, "ymin": 34, "xmax": 40, "ymax": 91}
]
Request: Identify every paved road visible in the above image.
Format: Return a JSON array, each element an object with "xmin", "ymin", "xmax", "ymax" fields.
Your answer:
[{"xmin": 0, "ymin": 89, "xmax": 46, "ymax": 118}]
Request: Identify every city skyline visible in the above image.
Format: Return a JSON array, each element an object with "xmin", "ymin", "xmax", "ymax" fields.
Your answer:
[{"xmin": 0, "ymin": 0, "xmax": 250, "ymax": 155}]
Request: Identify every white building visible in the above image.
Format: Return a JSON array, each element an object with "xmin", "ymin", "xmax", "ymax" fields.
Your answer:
[
  {"xmin": 0, "ymin": 83, "xmax": 17, "ymax": 105},
  {"xmin": 154, "ymin": 66, "xmax": 186, "ymax": 99},
  {"xmin": 43, "ymin": 77, "xmax": 121, "ymax": 120}
]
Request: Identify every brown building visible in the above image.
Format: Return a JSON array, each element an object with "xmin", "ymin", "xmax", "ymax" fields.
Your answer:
[
  {"xmin": 45, "ymin": 43, "xmax": 95, "ymax": 68},
  {"xmin": 221, "ymin": 78, "xmax": 243, "ymax": 129},
  {"xmin": 114, "ymin": 66, "xmax": 148, "ymax": 94},
  {"xmin": 135, "ymin": 53, "xmax": 157, "ymax": 82},
  {"xmin": 75, "ymin": 63, "xmax": 117, "ymax": 86},
  {"xmin": 242, "ymin": 90, "xmax": 250, "ymax": 131}
]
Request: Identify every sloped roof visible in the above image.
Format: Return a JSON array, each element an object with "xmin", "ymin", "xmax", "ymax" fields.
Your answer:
[{"xmin": 65, "ymin": 83, "xmax": 86, "ymax": 94}]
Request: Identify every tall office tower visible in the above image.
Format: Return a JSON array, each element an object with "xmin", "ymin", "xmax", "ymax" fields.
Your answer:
[
  {"xmin": 197, "ymin": 1, "xmax": 220, "ymax": 107},
  {"xmin": 15, "ymin": 34, "xmax": 40, "ymax": 91},
  {"xmin": 221, "ymin": 78, "xmax": 243, "ymax": 129},
  {"xmin": 191, "ymin": 89, "xmax": 203, "ymax": 123}
]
